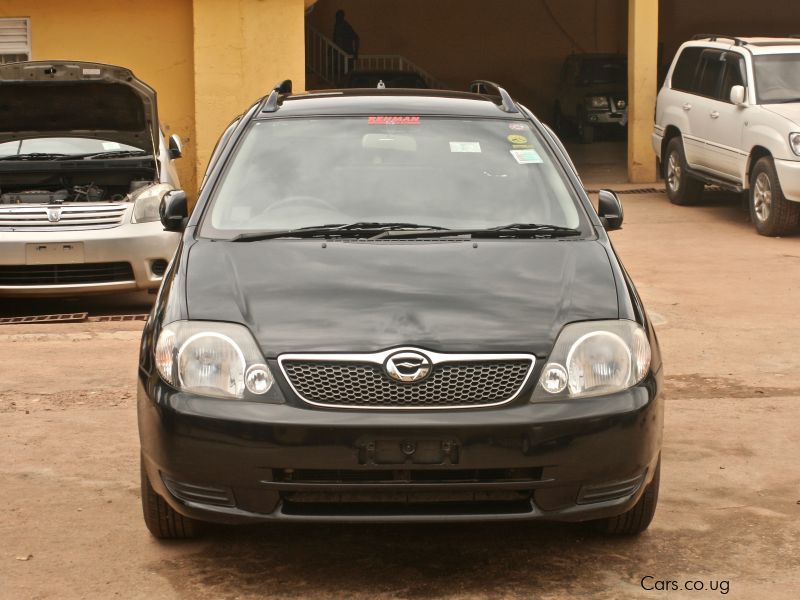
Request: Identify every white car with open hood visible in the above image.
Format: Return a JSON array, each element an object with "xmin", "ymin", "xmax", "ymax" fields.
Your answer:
[{"xmin": 0, "ymin": 61, "xmax": 183, "ymax": 296}]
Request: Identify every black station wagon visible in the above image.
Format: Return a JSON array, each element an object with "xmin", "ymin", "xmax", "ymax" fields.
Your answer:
[{"xmin": 138, "ymin": 80, "xmax": 663, "ymax": 538}]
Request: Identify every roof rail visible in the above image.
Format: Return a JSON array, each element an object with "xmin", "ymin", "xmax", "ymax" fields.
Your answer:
[
  {"xmin": 691, "ymin": 34, "xmax": 748, "ymax": 46},
  {"xmin": 262, "ymin": 79, "xmax": 293, "ymax": 113},
  {"xmin": 469, "ymin": 80, "xmax": 518, "ymax": 113}
]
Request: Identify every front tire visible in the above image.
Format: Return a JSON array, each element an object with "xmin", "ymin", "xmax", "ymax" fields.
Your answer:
[
  {"xmin": 749, "ymin": 157, "xmax": 800, "ymax": 236},
  {"xmin": 594, "ymin": 458, "xmax": 660, "ymax": 536},
  {"xmin": 141, "ymin": 456, "xmax": 202, "ymax": 539},
  {"xmin": 665, "ymin": 137, "xmax": 704, "ymax": 205}
]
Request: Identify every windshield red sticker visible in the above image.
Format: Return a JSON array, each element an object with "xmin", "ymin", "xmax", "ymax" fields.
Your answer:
[{"xmin": 368, "ymin": 116, "xmax": 421, "ymax": 125}]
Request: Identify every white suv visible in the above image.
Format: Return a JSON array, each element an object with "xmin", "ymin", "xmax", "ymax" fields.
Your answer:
[{"xmin": 654, "ymin": 35, "xmax": 800, "ymax": 236}]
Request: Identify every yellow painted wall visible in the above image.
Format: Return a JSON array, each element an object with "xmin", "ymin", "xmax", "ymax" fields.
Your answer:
[
  {"xmin": 627, "ymin": 0, "xmax": 658, "ymax": 182},
  {"xmin": 192, "ymin": 0, "xmax": 307, "ymax": 190},
  {"xmin": 307, "ymin": 0, "xmax": 628, "ymax": 119},
  {"xmin": 0, "ymin": 0, "xmax": 198, "ymax": 195}
]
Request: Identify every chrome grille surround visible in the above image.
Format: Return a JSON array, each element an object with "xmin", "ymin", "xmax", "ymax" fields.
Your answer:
[
  {"xmin": 279, "ymin": 348, "xmax": 536, "ymax": 410},
  {"xmin": 0, "ymin": 203, "xmax": 128, "ymax": 231}
]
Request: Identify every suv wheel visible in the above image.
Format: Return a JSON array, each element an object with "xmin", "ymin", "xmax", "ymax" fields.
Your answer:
[
  {"xmin": 665, "ymin": 137, "xmax": 704, "ymax": 205},
  {"xmin": 594, "ymin": 458, "xmax": 660, "ymax": 536},
  {"xmin": 141, "ymin": 456, "xmax": 202, "ymax": 539},
  {"xmin": 750, "ymin": 157, "xmax": 800, "ymax": 236}
]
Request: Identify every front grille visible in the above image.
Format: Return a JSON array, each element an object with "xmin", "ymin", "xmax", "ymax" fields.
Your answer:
[
  {"xmin": 0, "ymin": 262, "xmax": 134, "ymax": 286},
  {"xmin": 280, "ymin": 350, "xmax": 534, "ymax": 409},
  {"xmin": 0, "ymin": 203, "xmax": 127, "ymax": 231}
]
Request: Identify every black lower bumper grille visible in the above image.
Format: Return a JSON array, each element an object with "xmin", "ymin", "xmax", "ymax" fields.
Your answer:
[{"xmin": 0, "ymin": 262, "xmax": 134, "ymax": 286}]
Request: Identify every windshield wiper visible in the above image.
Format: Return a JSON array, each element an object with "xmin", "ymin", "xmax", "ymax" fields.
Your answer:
[
  {"xmin": 0, "ymin": 152, "xmax": 70, "ymax": 161},
  {"xmin": 374, "ymin": 223, "xmax": 583, "ymax": 240},
  {"xmin": 55, "ymin": 150, "xmax": 150, "ymax": 160},
  {"xmin": 230, "ymin": 222, "xmax": 449, "ymax": 242}
]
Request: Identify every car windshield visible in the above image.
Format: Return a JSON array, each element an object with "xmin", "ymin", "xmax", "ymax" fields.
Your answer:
[
  {"xmin": 0, "ymin": 137, "xmax": 143, "ymax": 157},
  {"xmin": 202, "ymin": 117, "xmax": 585, "ymax": 238},
  {"xmin": 754, "ymin": 54, "xmax": 800, "ymax": 103},
  {"xmin": 579, "ymin": 58, "xmax": 627, "ymax": 85}
]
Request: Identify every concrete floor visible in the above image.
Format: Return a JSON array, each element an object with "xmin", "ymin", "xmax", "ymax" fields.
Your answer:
[{"xmin": 2, "ymin": 153, "xmax": 799, "ymax": 599}]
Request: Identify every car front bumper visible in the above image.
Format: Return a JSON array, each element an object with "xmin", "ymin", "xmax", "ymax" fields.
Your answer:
[
  {"xmin": 0, "ymin": 221, "xmax": 179, "ymax": 296},
  {"xmin": 774, "ymin": 158, "xmax": 800, "ymax": 202},
  {"xmin": 585, "ymin": 108, "xmax": 628, "ymax": 126},
  {"xmin": 138, "ymin": 369, "xmax": 664, "ymax": 524}
]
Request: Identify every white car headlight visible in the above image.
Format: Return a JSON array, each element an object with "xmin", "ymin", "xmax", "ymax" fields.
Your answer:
[
  {"xmin": 533, "ymin": 320, "xmax": 651, "ymax": 400},
  {"xmin": 132, "ymin": 183, "xmax": 172, "ymax": 223},
  {"xmin": 789, "ymin": 133, "xmax": 800, "ymax": 157},
  {"xmin": 155, "ymin": 321, "xmax": 276, "ymax": 400}
]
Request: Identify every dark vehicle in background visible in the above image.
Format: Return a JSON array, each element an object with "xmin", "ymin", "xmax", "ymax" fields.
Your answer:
[
  {"xmin": 341, "ymin": 70, "xmax": 429, "ymax": 89},
  {"xmin": 138, "ymin": 80, "xmax": 663, "ymax": 539},
  {"xmin": 554, "ymin": 54, "xmax": 628, "ymax": 143}
]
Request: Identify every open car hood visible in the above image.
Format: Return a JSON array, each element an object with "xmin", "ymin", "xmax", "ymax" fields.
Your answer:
[{"xmin": 0, "ymin": 61, "xmax": 159, "ymax": 152}]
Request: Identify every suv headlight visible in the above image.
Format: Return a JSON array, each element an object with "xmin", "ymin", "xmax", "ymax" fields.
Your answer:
[
  {"xmin": 155, "ymin": 321, "xmax": 278, "ymax": 400},
  {"xmin": 587, "ymin": 96, "xmax": 610, "ymax": 109},
  {"xmin": 532, "ymin": 320, "xmax": 651, "ymax": 401},
  {"xmin": 132, "ymin": 183, "xmax": 172, "ymax": 223},
  {"xmin": 789, "ymin": 133, "xmax": 800, "ymax": 157}
]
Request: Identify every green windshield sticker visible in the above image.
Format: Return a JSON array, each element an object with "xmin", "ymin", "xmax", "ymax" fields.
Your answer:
[
  {"xmin": 511, "ymin": 149, "xmax": 543, "ymax": 164},
  {"xmin": 449, "ymin": 141, "xmax": 482, "ymax": 153}
]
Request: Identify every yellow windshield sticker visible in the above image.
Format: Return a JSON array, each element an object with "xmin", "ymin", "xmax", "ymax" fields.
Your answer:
[{"xmin": 507, "ymin": 134, "xmax": 528, "ymax": 145}]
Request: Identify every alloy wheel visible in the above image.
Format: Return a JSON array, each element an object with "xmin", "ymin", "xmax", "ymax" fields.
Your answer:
[
  {"xmin": 667, "ymin": 151, "xmax": 682, "ymax": 192},
  {"xmin": 753, "ymin": 172, "xmax": 772, "ymax": 223}
]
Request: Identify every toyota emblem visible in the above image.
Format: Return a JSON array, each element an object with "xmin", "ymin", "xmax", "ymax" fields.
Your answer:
[
  {"xmin": 384, "ymin": 350, "xmax": 432, "ymax": 383},
  {"xmin": 46, "ymin": 207, "xmax": 63, "ymax": 223}
]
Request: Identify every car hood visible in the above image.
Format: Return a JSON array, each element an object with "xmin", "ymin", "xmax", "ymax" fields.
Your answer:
[
  {"xmin": 763, "ymin": 103, "xmax": 800, "ymax": 126},
  {"xmin": 185, "ymin": 239, "xmax": 620, "ymax": 357},
  {"xmin": 0, "ymin": 61, "xmax": 158, "ymax": 151}
]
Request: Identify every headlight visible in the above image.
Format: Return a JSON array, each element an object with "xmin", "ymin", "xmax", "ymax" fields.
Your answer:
[
  {"xmin": 789, "ymin": 133, "xmax": 800, "ymax": 157},
  {"xmin": 532, "ymin": 320, "xmax": 651, "ymax": 400},
  {"xmin": 154, "ymin": 321, "xmax": 278, "ymax": 400},
  {"xmin": 132, "ymin": 183, "xmax": 172, "ymax": 223},
  {"xmin": 587, "ymin": 96, "xmax": 610, "ymax": 109}
]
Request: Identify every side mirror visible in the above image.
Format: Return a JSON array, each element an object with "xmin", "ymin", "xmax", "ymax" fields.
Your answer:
[
  {"xmin": 168, "ymin": 134, "xmax": 183, "ymax": 159},
  {"xmin": 597, "ymin": 189, "xmax": 623, "ymax": 230},
  {"xmin": 159, "ymin": 189, "xmax": 189, "ymax": 231},
  {"xmin": 730, "ymin": 85, "xmax": 746, "ymax": 106}
]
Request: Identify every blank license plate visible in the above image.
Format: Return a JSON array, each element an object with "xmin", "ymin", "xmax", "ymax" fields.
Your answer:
[{"xmin": 26, "ymin": 242, "xmax": 85, "ymax": 265}]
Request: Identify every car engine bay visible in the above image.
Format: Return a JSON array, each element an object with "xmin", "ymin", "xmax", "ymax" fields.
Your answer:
[{"xmin": 0, "ymin": 168, "xmax": 159, "ymax": 205}]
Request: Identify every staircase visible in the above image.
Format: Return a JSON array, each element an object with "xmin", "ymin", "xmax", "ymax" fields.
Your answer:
[{"xmin": 305, "ymin": 26, "xmax": 447, "ymax": 89}]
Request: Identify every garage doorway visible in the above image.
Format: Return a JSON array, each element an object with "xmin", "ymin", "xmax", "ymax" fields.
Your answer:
[{"xmin": 304, "ymin": 0, "xmax": 631, "ymax": 186}]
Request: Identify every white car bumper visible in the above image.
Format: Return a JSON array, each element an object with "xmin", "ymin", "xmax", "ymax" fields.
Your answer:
[
  {"xmin": 0, "ymin": 221, "xmax": 180, "ymax": 296},
  {"xmin": 774, "ymin": 158, "xmax": 800, "ymax": 202}
]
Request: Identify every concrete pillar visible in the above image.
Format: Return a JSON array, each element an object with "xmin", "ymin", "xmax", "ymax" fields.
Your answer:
[
  {"xmin": 192, "ymin": 0, "xmax": 306, "ymax": 195},
  {"xmin": 627, "ymin": 0, "xmax": 659, "ymax": 183}
]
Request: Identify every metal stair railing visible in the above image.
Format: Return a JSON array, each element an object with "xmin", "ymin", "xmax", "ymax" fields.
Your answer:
[
  {"xmin": 306, "ymin": 26, "xmax": 351, "ymax": 85},
  {"xmin": 305, "ymin": 26, "xmax": 447, "ymax": 89},
  {"xmin": 351, "ymin": 54, "xmax": 448, "ymax": 90}
]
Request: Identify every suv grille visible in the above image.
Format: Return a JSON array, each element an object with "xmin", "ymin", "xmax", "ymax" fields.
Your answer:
[
  {"xmin": 280, "ymin": 349, "xmax": 535, "ymax": 409},
  {"xmin": 0, "ymin": 262, "xmax": 134, "ymax": 286},
  {"xmin": 0, "ymin": 203, "xmax": 127, "ymax": 231}
]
